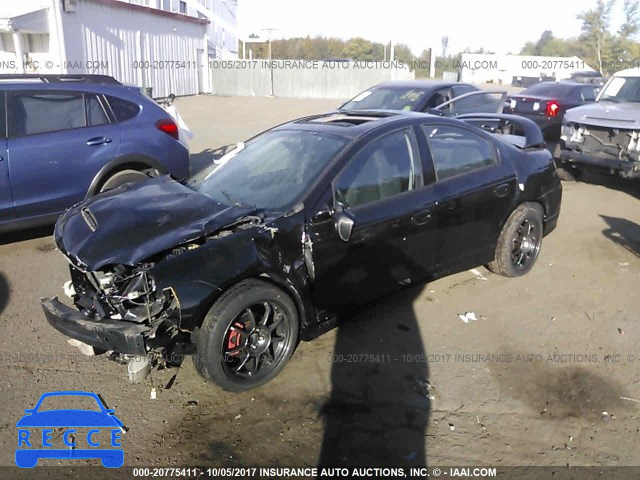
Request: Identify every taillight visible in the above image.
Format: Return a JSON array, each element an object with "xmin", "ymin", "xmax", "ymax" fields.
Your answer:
[
  {"xmin": 546, "ymin": 100, "xmax": 560, "ymax": 117},
  {"xmin": 156, "ymin": 119, "xmax": 179, "ymax": 140}
]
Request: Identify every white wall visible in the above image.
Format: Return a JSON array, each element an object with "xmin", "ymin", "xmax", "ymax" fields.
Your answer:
[
  {"xmin": 459, "ymin": 54, "xmax": 596, "ymax": 84},
  {"xmin": 58, "ymin": 0, "xmax": 210, "ymax": 97}
]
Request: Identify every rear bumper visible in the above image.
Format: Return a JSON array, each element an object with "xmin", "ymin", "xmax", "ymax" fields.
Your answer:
[
  {"xmin": 559, "ymin": 148, "xmax": 640, "ymax": 178},
  {"xmin": 41, "ymin": 296, "xmax": 148, "ymax": 355},
  {"xmin": 539, "ymin": 185, "xmax": 562, "ymax": 236}
]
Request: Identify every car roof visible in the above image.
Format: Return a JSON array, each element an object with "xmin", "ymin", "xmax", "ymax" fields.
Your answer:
[
  {"xmin": 369, "ymin": 80, "xmax": 475, "ymax": 91},
  {"xmin": 613, "ymin": 68, "xmax": 640, "ymax": 77},
  {"xmin": 272, "ymin": 110, "xmax": 439, "ymax": 140},
  {"xmin": 0, "ymin": 80, "xmax": 141, "ymax": 95}
]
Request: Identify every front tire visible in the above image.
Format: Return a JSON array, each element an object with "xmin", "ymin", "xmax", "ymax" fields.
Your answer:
[
  {"xmin": 487, "ymin": 203, "xmax": 544, "ymax": 277},
  {"xmin": 97, "ymin": 169, "xmax": 151, "ymax": 194},
  {"xmin": 194, "ymin": 279, "xmax": 299, "ymax": 392}
]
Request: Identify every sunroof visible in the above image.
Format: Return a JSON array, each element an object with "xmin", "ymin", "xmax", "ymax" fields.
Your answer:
[{"xmin": 307, "ymin": 114, "xmax": 379, "ymax": 126}]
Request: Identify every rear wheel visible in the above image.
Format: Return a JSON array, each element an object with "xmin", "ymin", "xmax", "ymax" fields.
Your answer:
[
  {"xmin": 97, "ymin": 169, "xmax": 152, "ymax": 194},
  {"xmin": 488, "ymin": 203, "xmax": 544, "ymax": 277},
  {"xmin": 194, "ymin": 279, "xmax": 299, "ymax": 392}
]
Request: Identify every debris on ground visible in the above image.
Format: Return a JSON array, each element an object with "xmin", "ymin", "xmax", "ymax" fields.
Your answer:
[
  {"xmin": 127, "ymin": 356, "xmax": 151, "ymax": 383},
  {"xmin": 150, "ymin": 388, "xmax": 157, "ymax": 400},
  {"xmin": 458, "ymin": 312, "xmax": 478, "ymax": 323},
  {"xmin": 621, "ymin": 396, "xmax": 640, "ymax": 404},
  {"xmin": 234, "ymin": 414, "xmax": 242, "ymax": 420},
  {"xmin": 449, "ymin": 422, "xmax": 455, "ymax": 431},
  {"xmin": 469, "ymin": 268, "xmax": 488, "ymax": 281}
]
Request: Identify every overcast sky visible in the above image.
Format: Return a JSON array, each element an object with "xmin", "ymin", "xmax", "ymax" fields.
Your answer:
[{"xmin": 237, "ymin": 0, "xmax": 626, "ymax": 56}]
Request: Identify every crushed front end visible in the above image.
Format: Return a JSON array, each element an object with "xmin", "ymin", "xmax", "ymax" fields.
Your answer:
[
  {"xmin": 559, "ymin": 122, "xmax": 640, "ymax": 178},
  {"xmin": 41, "ymin": 262, "xmax": 183, "ymax": 356}
]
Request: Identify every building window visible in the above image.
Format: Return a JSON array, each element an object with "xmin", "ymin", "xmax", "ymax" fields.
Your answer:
[{"xmin": 179, "ymin": 1, "xmax": 187, "ymax": 13}]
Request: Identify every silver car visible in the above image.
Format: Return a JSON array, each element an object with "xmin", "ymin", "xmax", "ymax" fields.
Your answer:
[{"xmin": 558, "ymin": 68, "xmax": 640, "ymax": 180}]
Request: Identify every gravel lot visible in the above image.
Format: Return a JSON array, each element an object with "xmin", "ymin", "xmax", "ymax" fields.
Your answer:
[{"xmin": 0, "ymin": 95, "xmax": 639, "ymax": 473}]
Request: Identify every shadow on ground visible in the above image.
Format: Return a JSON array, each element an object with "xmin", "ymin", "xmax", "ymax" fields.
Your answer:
[
  {"xmin": 317, "ymin": 285, "xmax": 431, "ymax": 467},
  {"xmin": 0, "ymin": 225, "xmax": 53, "ymax": 246},
  {"xmin": 0, "ymin": 271, "xmax": 9, "ymax": 316},
  {"xmin": 578, "ymin": 171, "xmax": 640, "ymax": 201},
  {"xmin": 600, "ymin": 215, "xmax": 640, "ymax": 257}
]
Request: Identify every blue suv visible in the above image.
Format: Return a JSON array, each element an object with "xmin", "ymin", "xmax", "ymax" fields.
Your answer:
[{"xmin": 0, "ymin": 74, "xmax": 190, "ymax": 233}]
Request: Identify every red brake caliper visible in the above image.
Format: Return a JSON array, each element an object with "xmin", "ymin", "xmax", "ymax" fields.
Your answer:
[{"xmin": 227, "ymin": 321, "xmax": 245, "ymax": 355}]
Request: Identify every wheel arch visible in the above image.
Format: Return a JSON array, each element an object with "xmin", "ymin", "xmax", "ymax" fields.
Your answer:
[{"xmin": 85, "ymin": 154, "xmax": 168, "ymax": 198}]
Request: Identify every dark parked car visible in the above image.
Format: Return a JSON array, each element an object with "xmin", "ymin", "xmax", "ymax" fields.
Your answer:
[
  {"xmin": 568, "ymin": 70, "xmax": 606, "ymax": 87},
  {"xmin": 0, "ymin": 74, "xmax": 190, "ymax": 233},
  {"xmin": 41, "ymin": 110, "xmax": 562, "ymax": 392},
  {"xmin": 505, "ymin": 81, "xmax": 597, "ymax": 140},
  {"xmin": 340, "ymin": 80, "xmax": 506, "ymax": 117}
]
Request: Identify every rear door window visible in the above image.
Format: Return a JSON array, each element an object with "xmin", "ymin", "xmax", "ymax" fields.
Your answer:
[
  {"xmin": 105, "ymin": 96, "xmax": 140, "ymax": 122},
  {"xmin": 9, "ymin": 91, "xmax": 85, "ymax": 136},
  {"xmin": 86, "ymin": 94, "xmax": 110, "ymax": 126},
  {"xmin": 423, "ymin": 125, "xmax": 497, "ymax": 181}
]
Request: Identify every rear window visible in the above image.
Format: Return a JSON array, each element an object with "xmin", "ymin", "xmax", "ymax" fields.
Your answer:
[
  {"xmin": 521, "ymin": 83, "xmax": 575, "ymax": 97},
  {"xmin": 10, "ymin": 92, "xmax": 85, "ymax": 136},
  {"xmin": 106, "ymin": 95, "xmax": 140, "ymax": 122}
]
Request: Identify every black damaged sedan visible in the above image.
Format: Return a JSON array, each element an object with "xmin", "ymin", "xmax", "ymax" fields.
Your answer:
[{"xmin": 42, "ymin": 110, "xmax": 562, "ymax": 391}]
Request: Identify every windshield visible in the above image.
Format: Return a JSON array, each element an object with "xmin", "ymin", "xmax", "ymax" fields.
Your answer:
[
  {"xmin": 341, "ymin": 87, "xmax": 426, "ymax": 111},
  {"xmin": 598, "ymin": 76, "xmax": 640, "ymax": 102},
  {"xmin": 189, "ymin": 130, "xmax": 348, "ymax": 211}
]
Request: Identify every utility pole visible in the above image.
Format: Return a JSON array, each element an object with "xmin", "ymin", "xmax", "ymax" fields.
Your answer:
[{"xmin": 262, "ymin": 28, "xmax": 277, "ymax": 96}]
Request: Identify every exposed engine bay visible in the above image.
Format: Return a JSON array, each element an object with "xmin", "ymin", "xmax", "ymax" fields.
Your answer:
[{"xmin": 562, "ymin": 123, "xmax": 640, "ymax": 164}]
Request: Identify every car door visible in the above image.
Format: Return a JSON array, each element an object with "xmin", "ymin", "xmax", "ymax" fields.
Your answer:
[
  {"xmin": 436, "ymin": 91, "xmax": 507, "ymax": 116},
  {"xmin": 421, "ymin": 123, "xmax": 517, "ymax": 275},
  {"xmin": 6, "ymin": 90, "xmax": 121, "ymax": 219},
  {"xmin": 308, "ymin": 127, "xmax": 439, "ymax": 310},
  {"xmin": 0, "ymin": 90, "xmax": 14, "ymax": 224}
]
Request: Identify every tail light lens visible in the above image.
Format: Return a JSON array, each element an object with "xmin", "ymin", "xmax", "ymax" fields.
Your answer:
[
  {"xmin": 546, "ymin": 100, "xmax": 560, "ymax": 117},
  {"xmin": 156, "ymin": 119, "xmax": 179, "ymax": 140}
]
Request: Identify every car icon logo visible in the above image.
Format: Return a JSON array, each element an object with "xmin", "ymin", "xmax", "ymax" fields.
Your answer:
[{"xmin": 16, "ymin": 391, "xmax": 124, "ymax": 468}]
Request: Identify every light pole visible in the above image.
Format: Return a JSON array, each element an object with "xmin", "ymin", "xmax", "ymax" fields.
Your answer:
[{"xmin": 262, "ymin": 28, "xmax": 277, "ymax": 96}]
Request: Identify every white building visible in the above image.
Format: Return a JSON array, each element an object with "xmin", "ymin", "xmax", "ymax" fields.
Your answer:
[
  {"xmin": 0, "ymin": 0, "xmax": 240, "ymax": 96},
  {"xmin": 458, "ymin": 53, "xmax": 597, "ymax": 85},
  {"xmin": 122, "ymin": 0, "xmax": 239, "ymax": 58}
]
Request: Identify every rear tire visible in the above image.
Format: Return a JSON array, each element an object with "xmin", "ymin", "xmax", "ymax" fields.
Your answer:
[
  {"xmin": 97, "ymin": 169, "xmax": 151, "ymax": 194},
  {"xmin": 194, "ymin": 279, "xmax": 299, "ymax": 392},
  {"xmin": 487, "ymin": 203, "xmax": 544, "ymax": 277}
]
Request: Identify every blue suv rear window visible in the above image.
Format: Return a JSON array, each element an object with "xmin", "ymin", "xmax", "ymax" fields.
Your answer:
[{"xmin": 106, "ymin": 96, "xmax": 139, "ymax": 122}]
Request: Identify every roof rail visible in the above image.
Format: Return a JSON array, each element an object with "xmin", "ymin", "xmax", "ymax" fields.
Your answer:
[{"xmin": 0, "ymin": 74, "xmax": 121, "ymax": 85}]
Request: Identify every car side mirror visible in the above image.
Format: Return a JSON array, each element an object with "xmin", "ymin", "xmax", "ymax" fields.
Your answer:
[
  {"xmin": 334, "ymin": 203, "xmax": 354, "ymax": 242},
  {"xmin": 311, "ymin": 207, "xmax": 333, "ymax": 224}
]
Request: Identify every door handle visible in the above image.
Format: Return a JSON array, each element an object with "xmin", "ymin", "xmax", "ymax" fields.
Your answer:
[
  {"xmin": 411, "ymin": 210, "xmax": 432, "ymax": 226},
  {"xmin": 493, "ymin": 183, "xmax": 510, "ymax": 197},
  {"xmin": 86, "ymin": 137, "xmax": 112, "ymax": 146}
]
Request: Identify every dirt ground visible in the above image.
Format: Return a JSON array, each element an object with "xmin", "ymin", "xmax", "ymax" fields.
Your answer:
[{"xmin": 0, "ymin": 95, "xmax": 639, "ymax": 473}]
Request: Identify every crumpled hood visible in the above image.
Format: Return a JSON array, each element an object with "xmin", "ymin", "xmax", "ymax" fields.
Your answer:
[
  {"xmin": 55, "ymin": 175, "xmax": 256, "ymax": 271},
  {"xmin": 564, "ymin": 101, "xmax": 640, "ymax": 129}
]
